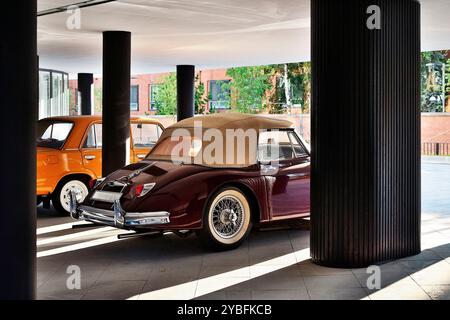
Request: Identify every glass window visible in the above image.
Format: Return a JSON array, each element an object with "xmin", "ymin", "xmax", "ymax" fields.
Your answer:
[
  {"xmin": 209, "ymin": 80, "xmax": 230, "ymax": 109},
  {"xmin": 36, "ymin": 120, "xmax": 74, "ymax": 149},
  {"xmin": 288, "ymin": 131, "xmax": 308, "ymax": 157},
  {"xmin": 38, "ymin": 70, "xmax": 70, "ymax": 119},
  {"xmin": 258, "ymin": 130, "xmax": 295, "ymax": 161},
  {"xmin": 149, "ymin": 84, "xmax": 160, "ymax": 110},
  {"xmin": 39, "ymin": 71, "xmax": 51, "ymax": 119},
  {"xmin": 52, "ymin": 123, "xmax": 73, "ymax": 141},
  {"xmin": 83, "ymin": 123, "xmax": 102, "ymax": 148},
  {"xmin": 52, "ymin": 72, "xmax": 63, "ymax": 116},
  {"xmin": 131, "ymin": 85, "xmax": 139, "ymax": 111},
  {"xmin": 132, "ymin": 123, "xmax": 162, "ymax": 148}
]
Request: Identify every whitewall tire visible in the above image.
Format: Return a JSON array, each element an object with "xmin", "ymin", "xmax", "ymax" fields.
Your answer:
[
  {"xmin": 52, "ymin": 179, "xmax": 89, "ymax": 215},
  {"xmin": 196, "ymin": 187, "xmax": 252, "ymax": 250}
]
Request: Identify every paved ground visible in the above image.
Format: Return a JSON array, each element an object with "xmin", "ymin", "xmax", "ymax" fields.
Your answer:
[{"xmin": 37, "ymin": 157, "xmax": 450, "ymax": 300}]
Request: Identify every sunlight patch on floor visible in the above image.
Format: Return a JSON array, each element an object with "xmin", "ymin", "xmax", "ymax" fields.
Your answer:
[
  {"xmin": 37, "ymin": 226, "xmax": 117, "ymax": 246},
  {"xmin": 37, "ymin": 221, "xmax": 93, "ymax": 235},
  {"xmin": 131, "ymin": 248, "xmax": 310, "ymax": 300},
  {"xmin": 37, "ymin": 233, "xmax": 132, "ymax": 258}
]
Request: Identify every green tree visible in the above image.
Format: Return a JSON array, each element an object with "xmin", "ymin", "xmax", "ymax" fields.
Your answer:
[
  {"xmin": 155, "ymin": 73, "xmax": 177, "ymax": 115},
  {"xmin": 195, "ymin": 74, "xmax": 208, "ymax": 114},
  {"xmin": 421, "ymin": 51, "xmax": 448, "ymax": 112},
  {"xmin": 446, "ymin": 58, "xmax": 450, "ymax": 110},
  {"xmin": 224, "ymin": 66, "xmax": 271, "ymax": 113},
  {"xmin": 266, "ymin": 62, "xmax": 311, "ymax": 114},
  {"xmin": 94, "ymin": 87, "xmax": 102, "ymax": 114},
  {"xmin": 265, "ymin": 64, "xmax": 287, "ymax": 114},
  {"xmin": 297, "ymin": 62, "xmax": 311, "ymax": 114},
  {"xmin": 154, "ymin": 72, "xmax": 211, "ymax": 116}
]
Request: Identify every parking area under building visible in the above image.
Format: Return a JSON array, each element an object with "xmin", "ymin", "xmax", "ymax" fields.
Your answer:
[{"xmin": 36, "ymin": 157, "xmax": 450, "ymax": 300}]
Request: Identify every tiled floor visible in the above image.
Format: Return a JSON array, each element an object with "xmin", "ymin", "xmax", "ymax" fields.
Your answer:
[{"xmin": 37, "ymin": 158, "xmax": 450, "ymax": 300}]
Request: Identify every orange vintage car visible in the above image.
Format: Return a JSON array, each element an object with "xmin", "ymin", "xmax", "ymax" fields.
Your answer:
[{"xmin": 37, "ymin": 115, "xmax": 164, "ymax": 215}]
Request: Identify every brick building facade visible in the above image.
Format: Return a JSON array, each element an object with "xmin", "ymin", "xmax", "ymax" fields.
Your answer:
[{"xmin": 69, "ymin": 68, "xmax": 232, "ymax": 116}]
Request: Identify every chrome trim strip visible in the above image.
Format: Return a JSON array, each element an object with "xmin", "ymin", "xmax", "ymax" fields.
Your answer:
[
  {"xmin": 76, "ymin": 205, "xmax": 170, "ymax": 227},
  {"xmin": 91, "ymin": 190, "xmax": 123, "ymax": 203}
]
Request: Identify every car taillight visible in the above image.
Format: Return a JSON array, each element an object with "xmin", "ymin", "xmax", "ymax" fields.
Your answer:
[
  {"xmin": 135, "ymin": 184, "xmax": 144, "ymax": 197},
  {"xmin": 89, "ymin": 179, "xmax": 97, "ymax": 189},
  {"xmin": 134, "ymin": 183, "xmax": 156, "ymax": 198}
]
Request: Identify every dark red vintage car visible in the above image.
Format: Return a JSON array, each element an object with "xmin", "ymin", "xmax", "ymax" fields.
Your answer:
[{"xmin": 70, "ymin": 113, "xmax": 310, "ymax": 250}]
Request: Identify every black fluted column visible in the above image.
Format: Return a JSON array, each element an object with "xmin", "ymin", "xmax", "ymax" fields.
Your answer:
[
  {"xmin": 102, "ymin": 31, "xmax": 131, "ymax": 176},
  {"xmin": 176, "ymin": 65, "xmax": 195, "ymax": 121},
  {"xmin": 78, "ymin": 73, "xmax": 94, "ymax": 115},
  {"xmin": 0, "ymin": 0, "xmax": 37, "ymax": 299},
  {"xmin": 311, "ymin": 0, "xmax": 421, "ymax": 267}
]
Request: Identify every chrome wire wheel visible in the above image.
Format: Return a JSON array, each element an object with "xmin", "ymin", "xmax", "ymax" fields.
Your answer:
[
  {"xmin": 207, "ymin": 189, "xmax": 251, "ymax": 245},
  {"xmin": 211, "ymin": 195, "xmax": 244, "ymax": 239}
]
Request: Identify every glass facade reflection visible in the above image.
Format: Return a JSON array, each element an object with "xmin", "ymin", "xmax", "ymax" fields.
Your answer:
[{"xmin": 39, "ymin": 69, "xmax": 70, "ymax": 119}]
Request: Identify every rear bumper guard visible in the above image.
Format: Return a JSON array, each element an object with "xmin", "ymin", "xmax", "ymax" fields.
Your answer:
[{"xmin": 69, "ymin": 190, "xmax": 170, "ymax": 228}]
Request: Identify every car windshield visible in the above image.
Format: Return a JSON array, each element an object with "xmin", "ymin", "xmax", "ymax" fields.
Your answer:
[{"xmin": 37, "ymin": 120, "xmax": 74, "ymax": 149}]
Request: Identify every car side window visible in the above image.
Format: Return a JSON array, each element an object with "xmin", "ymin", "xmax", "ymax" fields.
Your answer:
[
  {"xmin": 83, "ymin": 123, "xmax": 102, "ymax": 149},
  {"xmin": 258, "ymin": 130, "xmax": 296, "ymax": 162},
  {"xmin": 131, "ymin": 123, "xmax": 161, "ymax": 148},
  {"xmin": 288, "ymin": 131, "xmax": 308, "ymax": 157}
]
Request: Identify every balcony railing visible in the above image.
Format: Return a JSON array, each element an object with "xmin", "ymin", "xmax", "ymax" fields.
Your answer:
[{"xmin": 422, "ymin": 142, "xmax": 450, "ymax": 156}]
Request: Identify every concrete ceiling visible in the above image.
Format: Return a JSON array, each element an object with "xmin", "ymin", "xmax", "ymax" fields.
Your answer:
[{"xmin": 37, "ymin": 0, "xmax": 450, "ymax": 77}]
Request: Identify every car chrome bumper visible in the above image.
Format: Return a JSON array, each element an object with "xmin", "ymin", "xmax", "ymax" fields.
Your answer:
[{"xmin": 69, "ymin": 190, "xmax": 170, "ymax": 228}]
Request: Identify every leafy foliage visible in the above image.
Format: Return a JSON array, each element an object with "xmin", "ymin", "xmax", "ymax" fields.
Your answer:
[
  {"xmin": 154, "ymin": 73, "xmax": 177, "ymax": 116},
  {"xmin": 154, "ymin": 73, "xmax": 210, "ymax": 115},
  {"xmin": 421, "ymin": 51, "xmax": 448, "ymax": 112},
  {"xmin": 223, "ymin": 66, "xmax": 271, "ymax": 113},
  {"xmin": 296, "ymin": 62, "xmax": 311, "ymax": 113},
  {"xmin": 94, "ymin": 87, "xmax": 102, "ymax": 114},
  {"xmin": 266, "ymin": 62, "xmax": 311, "ymax": 114},
  {"xmin": 195, "ymin": 74, "xmax": 208, "ymax": 114},
  {"xmin": 446, "ymin": 58, "xmax": 450, "ymax": 108}
]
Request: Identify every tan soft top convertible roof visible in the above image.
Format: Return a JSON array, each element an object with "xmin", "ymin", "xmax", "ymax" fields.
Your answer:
[
  {"xmin": 165, "ymin": 113, "xmax": 293, "ymax": 131},
  {"xmin": 149, "ymin": 113, "xmax": 294, "ymax": 168},
  {"xmin": 158, "ymin": 113, "xmax": 293, "ymax": 142}
]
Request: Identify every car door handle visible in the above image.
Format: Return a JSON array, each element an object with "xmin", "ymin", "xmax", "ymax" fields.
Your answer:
[
  {"xmin": 84, "ymin": 155, "xmax": 96, "ymax": 160},
  {"xmin": 137, "ymin": 154, "xmax": 146, "ymax": 159}
]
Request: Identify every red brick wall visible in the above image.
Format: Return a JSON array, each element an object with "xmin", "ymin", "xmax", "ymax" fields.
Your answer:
[
  {"xmin": 421, "ymin": 113, "xmax": 450, "ymax": 143},
  {"xmin": 69, "ymin": 69, "xmax": 232, "ymax": 116},
  {"xmin": 130, "ymin": 73, "xmax": 169, "ymax": 115}
]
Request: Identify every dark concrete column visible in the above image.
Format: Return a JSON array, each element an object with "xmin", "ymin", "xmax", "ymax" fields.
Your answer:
[
  {"xmin": 176, "ymin": 65, "xmax": 195, "ymax": 121},
  {"xmin": 0, "ymin": 0, "xmax": 37, "ymax": 298},
  {"xmin": 78, "ymin": 73, "xmax": 94, "ymax": 115},
  {"xmin": 102, "ymin": 31, "xmax": 131, "ymax": 176},
  {"xmin": 310, "ymin": 0, "xmax": 421, "ymax": 267}
]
